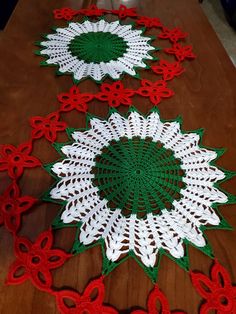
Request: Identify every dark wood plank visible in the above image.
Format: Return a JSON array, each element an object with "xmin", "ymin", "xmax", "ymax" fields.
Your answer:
[{"xmin": 0, "ymin": 0, "xmax": 236, "ymax": 313}]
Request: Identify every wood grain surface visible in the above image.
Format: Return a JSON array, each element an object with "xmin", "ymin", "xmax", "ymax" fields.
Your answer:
[{"xmin": 0, "ymin": 0, "xmax": 236, "ymax": 313}]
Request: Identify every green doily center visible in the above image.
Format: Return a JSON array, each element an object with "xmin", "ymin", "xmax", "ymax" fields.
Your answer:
[
  {"xmin": 68, "ymin": 32, "xmax": 128, "ymax": 63},
  {"xmin": 92, "ymin": 137, "xmax": 185, "ymax": 218}
]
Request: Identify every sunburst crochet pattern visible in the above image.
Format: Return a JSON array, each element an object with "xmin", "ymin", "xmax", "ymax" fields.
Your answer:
[{"xmin": 44, "ymin": 107, "xmax": 233, "ymax": 281}]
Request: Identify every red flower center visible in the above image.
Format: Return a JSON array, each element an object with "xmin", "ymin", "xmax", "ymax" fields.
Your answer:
[
  {"xmin": 31, "ymin": 255, "xmax": 41, "ymax": 265},
  {"xmin": 27, "ymin": 251, "xmax": 45, "ymax": 269},
  {"xmin": 217, "ymin": 293, "xmax": 233, "ymax": 310},
  {"xmin": 11, "ymin": 154, "xmax": 22, "ymax": 163},
  {"xmin": 2, "ymin": 201, "xmax": 15, "ymax": 213}
]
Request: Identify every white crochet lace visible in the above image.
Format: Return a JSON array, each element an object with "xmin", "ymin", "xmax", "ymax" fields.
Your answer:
[
  {"xmin": 50, "ymin": 111, "xmax": 227, "ymax": 267},
  {"xmin": 39, "ymin": 20, "xmax": 155, "ymax": 81}
]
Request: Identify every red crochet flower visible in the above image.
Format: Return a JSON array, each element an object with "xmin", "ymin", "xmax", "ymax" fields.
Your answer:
[
  {"xmin": 30, "ymin": 112, "xmax": 67, "ymax": 143},
  {"xmin": 131, "ymin": 285, "xmax": 185, "ymax": 314},
  {"xmin": 0, "ymin": 142, "xmax": 41, "ymax": 179},
  {"xmin": 6, "ymin": 230, "xmax": 70, "ymax": 291},
  {"xmin": 111, "ymin": 5, "xmax": 137, "ymax": 19},
  {"xmin": 158, "ymin": 27, "xmax": 188, "ymax": 43},
  {"xmin": 164, "ymin": 43, "xmax": 196, "ymax": 62},
  {"xmin": 80, "ymin": 5, "xmax": 107, "ymax": 17},
  {"xmin": 136, "ymin": 16, "xmax": 162, "ymax": 28},
  {"xmin": 54, "ymin": 277, "xmax": 118, "ymax": 314},
  {"xmin": 53, "ymin": 8, "xmax": 78, "ymax": 21},
  {"xmin": 191, "ymin": 260, "xmax": 236, "ymax": 313},
  {"xmin": 151, "ymin": 60, "xmax": 185, "ymax": 81},
  {"xmin": 57, "ymin": 85, "xmax": 94, "ymax": 113},
  {"xmin": 96, "ymin": 81, "xmax": 135, "ymax": 107},
  {"xmin": 0, "ymin": 182, "xmax": 36, "ymax": 234},
  {"xmin": 136, "ymin": 79, "xmax": 174, "ymax": 105}
]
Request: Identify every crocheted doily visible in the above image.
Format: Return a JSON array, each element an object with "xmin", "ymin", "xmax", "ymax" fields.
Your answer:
[
  {"xmin": 45, "ymin": 107, "xmax": 231, "ymax": 281},
  {"xmin": 36, "ymin": 19, "xmax": 156, "ymax": 82}
]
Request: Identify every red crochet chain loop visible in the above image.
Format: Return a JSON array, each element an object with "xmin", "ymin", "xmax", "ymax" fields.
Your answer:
[
  {"xmin": 136, "ymin": 79, "xmax": 174, "ymax": 105},
  {"xmin": 190, "ymin": 260, "xmax": 236, "ymax": 313},
  {"xmin": 6, "ymin": 230, "xmax": 70, "ymax": 292},
  {"xmin": 158, "ymin": 27, "xmax": 188, "ymax": 43},
  {"xmin": 131, "ymin": 285, "xmax": 185, "ymax": 314},
  {"xmin": 96, "ymin": 81, "xmax": 135, "ymax": 108},
  {"xmin": 30, "ymin": 112, "xmax": 67, "ymax": 143},
  {"xmin": 57, "ymin": 85, "xmax": 94, "ymax": 113},
  {"xmin": 0, "ymin": 141, "xmax": 41, "ymax": 179},
  {"xmin": 151, "ymin": 60, "xmax": 185, "ymax": 81},
  {"xmin": 164, "ymin": 43, "xmax": 196, "ymax": 62},
  {"xmin": 136, "ymin": 16, "xmax": 163, "ymax": 28},
  {"xmin": 54, "ymin": 276, "xmax": 118, "ymax": 314},
  {"xmin": 0, "ymin": 182, "xmax": 36, "ymax": 234}
]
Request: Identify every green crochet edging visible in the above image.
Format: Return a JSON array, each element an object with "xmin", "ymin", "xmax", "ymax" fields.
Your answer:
[
  {"xmin": 42, "ymin": 106, "xmax": 236, "ymax": 283},
  {"xmin": 35, "ymin": 17, "xmax": 160, "ymax": 84}
]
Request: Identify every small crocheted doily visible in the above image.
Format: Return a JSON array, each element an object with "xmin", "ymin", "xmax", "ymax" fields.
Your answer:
[
  {"xmin": 36, "ymin": 19, "xmax": 157, "ymax": 83},
  {"xmin": 44, "ymin": 107, "xmax": 232, "ymax": 281}
]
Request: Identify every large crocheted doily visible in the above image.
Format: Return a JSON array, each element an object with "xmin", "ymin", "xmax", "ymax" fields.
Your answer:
[{"xmin": 45, "ymin": 108, "xmax": 231, "ymax": 281}]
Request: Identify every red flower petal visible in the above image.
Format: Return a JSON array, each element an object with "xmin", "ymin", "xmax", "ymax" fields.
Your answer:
[
  {"xmin": 18, "ymin": 196, "xmax": 36, "ymax": 213},
  {"xmin": 31, "ymin": 128, "xmax": 45, "ymax": 139},
  {"xmin": 31, "ymin": 268, "xmax": 53, "ymax": 291},
  {"xmin": 18, "ymin": 142, "xmax": 32, "ymax": 155},
  {"xmin": 22, "ymin": 155, "xmax": 41, "ymax": 168},
  {"xmin": 83, "ymin": 277, "xmax": 104, "ymax": 306},
  {"xmin": 47, "ymin": 249, "xmax": 71, "ymax": 269},
  {"xmin": 55, "ymin": 290, "xmax": 80, "ymax": 314},
  {"xmin": 131, "ymin": 285, "xmax": 186, "ymax": 314},
  {"xmin": 191, "ymin": 272, "xmax": 215, "ymax": 299},
  {"xmin": 9, "ymin": 163, "xmax": 24, "ymax": 178},
  {"xmin": 211, "ymin": 260, "xmax": 232, "ymax": 288},
  {"xmin": 6, "ymin": 260, "xmax": 29, "ymax": 285},
  {"xmin": 34, "ymin": 229, "xmax": 53, "ymax": 250},
  {"xmin": 15, "ymin": 236, "xmax": 32, "ymax": 260},
  {"xmin": 1, "ymin": 144, "xmax": 15, "ymax": 157}
]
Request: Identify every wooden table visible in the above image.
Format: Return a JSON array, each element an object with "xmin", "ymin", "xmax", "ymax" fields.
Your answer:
[{"xmin": 0, "ymin": 0, "xmax": 236, "ymax": 313}]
